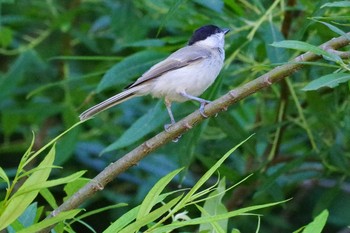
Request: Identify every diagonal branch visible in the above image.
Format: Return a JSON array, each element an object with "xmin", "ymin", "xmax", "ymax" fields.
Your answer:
[{"xmin": 40, "ymin": 33, "xmax": 350, "ymax": 232}]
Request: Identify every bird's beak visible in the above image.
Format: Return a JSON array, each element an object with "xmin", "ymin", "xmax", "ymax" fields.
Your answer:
[{"xmin": 222, "ymin": 28, "xmax": 230, "ymax": 35}]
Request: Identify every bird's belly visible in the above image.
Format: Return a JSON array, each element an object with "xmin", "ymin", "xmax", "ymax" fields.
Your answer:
[{"xmin": 150, "ymin": 59, "xmax": 223, "ymax": 102}]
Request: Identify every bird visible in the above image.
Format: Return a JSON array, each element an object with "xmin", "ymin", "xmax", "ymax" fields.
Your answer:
[{"xmin": 79, "ymin": 25, "xmax": 230, "ymax": 129}]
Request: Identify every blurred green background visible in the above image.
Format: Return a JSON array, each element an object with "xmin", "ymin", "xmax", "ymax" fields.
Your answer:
[{"xmin": 1, "ymin": 0, "xmax": 349, "ymax": 232}]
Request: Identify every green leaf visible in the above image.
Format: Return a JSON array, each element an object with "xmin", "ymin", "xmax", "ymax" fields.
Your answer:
[
  {"xmin": 321, "ymin": 1, "xmax": 350, "ymax": 8},
  {"xmin": 0, "ymin": 0, "xmax": 15, "ymax": 3},
  {"xmin": 55, "ymin": 126, "xmax": 81, "ymax": 165},
  {"xmin": 97, "ymin": 50, "xmax": 167, "ymax": 92},
  {"xmin": 125, "ymin": 39, "xmax": 165, "ymax": 48},
  {"xmin": 301, "ymin": 210, "xmax": 329, "ymax": 233},
  {"xmin": 8, "ymin": 203, "xmax": 37, "ymax": 231},
  {"xmin": 223, "ymin": 0, "xmax": 244, "ymax": 15},
  {"xmin": 137, "ymin": 168, "xmax": 183, "ymax": 220},
  {"xmin": 151, "ymin": 199, "xmax": 290, "ymax": 233},
  {"xmin": 40, "ymin": 189, "xmax": 58, "ymax": 209},
  {"xmin": 312, "ymin": 20, "xmax": 350, "ymax": 41},
  {"xmin": 0, "ymin": 144, "xmax": 56, "ymax": 230},
  {"xmin": 1, "ymin": 112, "xmax": 21, "ymax": 138},
  {"xmin": 255, "ymin": 156, "xmax": 305, "ymax": 199},
  {"xmin": 73, "ymin": 203, "xmax": 127, "ymax": 224},
  {"xmin": 12, "ymin": 171, "xmax": 86, "ymax": 199},
  {"xmin": 16, "ymin": 210, "xmax": 81, "ymax": 233},
  {"xmin": 118, "ymin": 195, "xmax": 182, "ymax": 233},
  {"xmin": 103, "ymin": 206, "xmax": 140, "ymax": 233},
  {"xmin": 0, "ymin": 27, "xmax": 13, "ymax": 48},
  {"xmin": 271, "ymin": 40, "xmax": 343, "ymax": 64},
  {"xmin": 194, "ymin": 0, "xmax": 224, "ymax": 13},
  {"xmin": 184, "ymin": 135, "xmax": 254, "ymax": 201},
  {"xmin": 199, "ymin": 178, "xmax": 228, "ymax": 233},
  {"xmin": 260, "ymin": 22, "xmax": 287, "ymax": 63},
  {"xmin": 22, "ymin": 121, "xmax": 84, "ymax": 169},
  {"xmin": 197, "ymin": 204, "xmax": 225, "ymax": 233},
  {"xmin": 302, "ymin": 73, "xmax": 350, "ymax": 91},
  {"xmin": 0, "ymin": 51, "xmax": 45, "ymax": 100},
  {"xmin": 0, "ymin": 167, "xmax": 9, "ymax": 187},
  {"xmin": 64, "ymin": 178, "xmax": 90, "ymax": 201},
  {"xmin": 148, "ymin": 135, "xmax": 255, "ymax": 231},
  {"xmin": 102, "ymin": 101, "xmax": 167, "ymax": 153},
  {"xmin": 104, "ymin": 191, "xmax": 180, "ymax": 233}
]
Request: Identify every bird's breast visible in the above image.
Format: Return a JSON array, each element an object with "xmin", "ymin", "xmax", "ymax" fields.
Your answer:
[{"xmin": 150, "ymin": 53, "xmax": 224, "ymax": 102}]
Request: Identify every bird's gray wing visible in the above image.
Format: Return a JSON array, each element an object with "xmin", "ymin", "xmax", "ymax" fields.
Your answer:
[{"xmin": 126, "ymin": 46, "xmax": 211, "ymax": 89}]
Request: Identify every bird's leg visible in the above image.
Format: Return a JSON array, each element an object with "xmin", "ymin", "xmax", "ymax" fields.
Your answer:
[
  {"xmin": 164, "ymin": 99, "xmax": 182, "ymax": 142},
  {"xmin": 164, "ymin": 98, "xmax": 176, "ymax": 131},
  {"xmin": 180, "ymin": 91, "xmax": 211, "ymax": 118}
]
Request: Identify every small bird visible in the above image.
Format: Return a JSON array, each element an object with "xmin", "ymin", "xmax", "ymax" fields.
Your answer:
[{"xmin": 80, "ymin": 25, "xmax": 229, "ymax": 128}]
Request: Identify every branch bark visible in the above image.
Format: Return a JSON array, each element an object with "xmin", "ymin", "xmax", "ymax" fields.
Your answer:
[{"xmin": 40, "ymin": 33, "xmax": 350, "ymax": 232}]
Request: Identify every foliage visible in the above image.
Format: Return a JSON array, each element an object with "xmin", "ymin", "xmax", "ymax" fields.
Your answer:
[
  {"xmin": 103, "ymin": 137, "xmax": 286, "ymax": 233},
  {"xmin": 0, "ymin": 123, "xmax": 85, "ymax": 232},
  {"xmin": 1, "ymin": 0, "xmax": 350, "ymax": 232}
]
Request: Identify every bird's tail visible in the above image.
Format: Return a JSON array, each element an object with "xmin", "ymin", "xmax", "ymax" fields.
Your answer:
[{"xmin": 79, "ymin": 87, "xmax": 141, "ymax": 120}]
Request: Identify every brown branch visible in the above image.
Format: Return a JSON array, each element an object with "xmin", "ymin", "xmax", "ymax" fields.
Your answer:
[{"xmin": 39, "ymin": 33, "xmax": 350, "ymax": 232}]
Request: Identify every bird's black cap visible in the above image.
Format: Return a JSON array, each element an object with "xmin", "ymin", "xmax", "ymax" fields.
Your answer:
[{"xmin": 188, "ymin": 25, "xmax": 229, "ymax": 45}]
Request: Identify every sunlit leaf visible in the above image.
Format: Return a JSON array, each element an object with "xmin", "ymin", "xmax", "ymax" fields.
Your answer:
[
  {"xmin": 0, "ymin": 145, "xmax": 55, "ymax": 230},
  {"xmin": 151, "ymin": 199, "xmax": 290, "ymax": 233},
  {"xmin": 117, "ymin": 196, "xmax": 182, "ymax": 233},
  {"xmin": 137, "ymin": 168, "xmax": 183, "ymax": 220},
  {"xmin": 302, "ymin": 210, "xmax": 329, "ymax": 233},
  {"xmin": 16, "ymin": 210, "xmax": 81, "ymax": 233},
  {"xmin": 0, "ymin": 167, "xmax": 9, "ymax": 187}
]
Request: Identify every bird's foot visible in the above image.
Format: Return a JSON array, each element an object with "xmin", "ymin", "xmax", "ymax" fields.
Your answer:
[{"xmin": 199, "ymin": 100, "xmax": 211, "ymax": 118}]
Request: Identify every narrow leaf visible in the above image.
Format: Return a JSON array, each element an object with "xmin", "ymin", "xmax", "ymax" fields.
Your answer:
[
  {"xmin": 321, "ymin": 1, "xmax": 350, "ymax": 8},
  {"xmin": 152, "ymin": 199, "xmax": 290, "ymax": 233},
  {"xmin": 22, "ymin": 121, "xmax": 84, "ymax": 168},
  {"xmin": 12, "ymin": 171, "xmax": 86, "ymax": 198},
  {"xmin": 103, "ymin": 206, "xmax": 140, "ymax": 233},
  {"xmin": 271, "ymin": 40, "xmax": 342, "ymax": 64},
  {"xmin": 302, "ymin": 210, "xmax": 329, "ymax": 233},
  {"xmin": 16, "ymin": 210, "xmax": 81, "ymax": 233},
  {"xmin": 102, "ymin": 101, "xmax": 167, "ymax": 153},
  {"xmin": 0, "ymin": 167, "xmax": 9, "ymax": 187},
  {"xmin": 184, "ymin": 135, "xmax": 254, "ymax": 200},
  {"xmin": 73, "ymin": 203, "xmax": 127, "ymax": 224},
  {"xmin": 40, "ymin": 189, "xmax": 58, "ymax": 209},
  {"xmin": 313, "ymin": 20, "xmax": 350, "ymax": 41},
  {"xmin": 137, "ymin": 168, "xmax": 183, "ymax": 220},
  {"xmin": 0, "ymin": 145, "xmax": 56, "ymax": 230},
  {"xmin": 118, "ymin": 195, "xmax": 182, "ymax": 233},
  {"xmin": 302, "ymin": 73, "xmax": 350, "ymax": 91},
  {"xmin": 150, "ymin": 135, "xmax": 255, "ymax": 230}
]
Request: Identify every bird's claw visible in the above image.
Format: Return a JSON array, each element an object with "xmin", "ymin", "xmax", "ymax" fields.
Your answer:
[
  {"xmin": 164, "ymin": 123, "xmax": 173, "ymax": 132},
  {"xmin": 172, "ymin": 135, "xmax": 182, "ymax": 142},
  {"xmin": 199, "ymin": 101, "xmax": 211, "ymax": 118},
  {"xmin": 164, "ymin": 123, "xmax": 182, "ymax": 142}
]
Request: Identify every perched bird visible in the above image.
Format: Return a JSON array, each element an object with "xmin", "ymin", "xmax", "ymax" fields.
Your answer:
[{"xmin": 80, "ymin": 25, "xmax": 229, "ymax": 128}]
